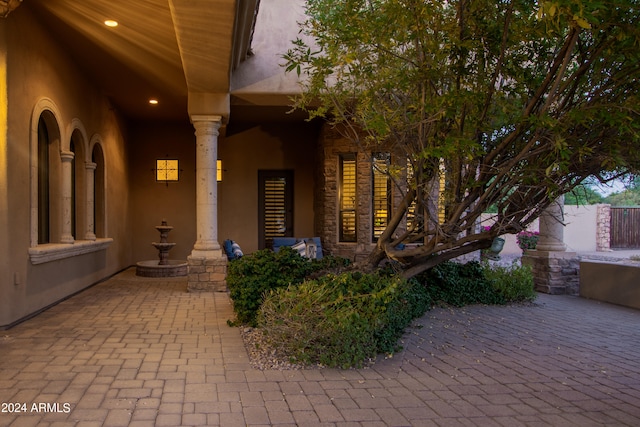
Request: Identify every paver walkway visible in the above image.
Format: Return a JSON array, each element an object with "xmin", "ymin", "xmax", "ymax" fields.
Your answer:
[{"xmin": 1, "ymin": 267, "xmax": 639, "ymax": 426}]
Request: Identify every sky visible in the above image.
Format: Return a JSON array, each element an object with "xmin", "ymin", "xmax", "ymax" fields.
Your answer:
[{"xmin": 592, "ymin": 179, "xmax": 631, "ymax": 196}]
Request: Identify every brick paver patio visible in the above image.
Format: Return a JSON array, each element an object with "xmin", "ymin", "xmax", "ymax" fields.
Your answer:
[{"xmin": 1, "ymin": 267, "xmax": 639, "ymax": 426}]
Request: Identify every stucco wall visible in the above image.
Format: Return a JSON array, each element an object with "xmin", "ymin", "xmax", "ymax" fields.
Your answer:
[
  {"xmin": 481, "ymin": 204, "xmax": 600, "ymax": 256},
  {"xmin": 580, "ymin": 262, "xmax": 640, "ymax": 310},
  {"xmin": 218, "ymin": 122, "xmax": 319, "ymax": 254},
  {"xmin": 128, "ymin": 122, "xmax": 196, "ymax": 263},
  {"xmin": 564, "ymin": 205, "xmax": 599, "ymax": 252},
  {"xmin": 231, "ymin": 0, "xmax": 307, "ymax": 100},
  {"xmin": 1, "ymin": 8, "xmax": 132, "ymax": 327}
]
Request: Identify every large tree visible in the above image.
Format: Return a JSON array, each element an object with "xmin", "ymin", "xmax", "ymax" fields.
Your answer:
[{"xmin": 284, "ymin": 0, "xmax": 640, "ymax": 278}]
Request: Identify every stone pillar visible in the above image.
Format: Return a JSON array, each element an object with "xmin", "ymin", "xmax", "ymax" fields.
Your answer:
[
  {"xmin": 522, "ymin": 197, "xmax": 579, "ymax": 295},
  {"xmin": 596, "ymin": 204, "xmax": 612, "ymax": 252},
  {"xmin": 85, "ymin": 162, "xmax": 97, "ymax": 241},
  {"xmin": 60, "ymin": 150, "xmax": 75, "ymax": 244},
  {"xmin": 187, "ymin": 115, "xmax": 227, "ymax": 292}
]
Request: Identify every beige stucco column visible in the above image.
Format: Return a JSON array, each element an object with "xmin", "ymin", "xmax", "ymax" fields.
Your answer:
[
  {"xmin": 187, "ymin": 115, "xmax": 227, "ymax": 292},
  {"xmin": 60, "ymin": 150, "xmax": 75, "ymax": 244},
  {"xmin": 190, "ymin": 115, "xmax": 223, "ymax": 256},
  {"xmin": 85, "ymin": 161, "xmax": 97, "ymax": 241},
  {"xmin": 536, "ymin": 196, "xmax": 567, "ymax": 252}
]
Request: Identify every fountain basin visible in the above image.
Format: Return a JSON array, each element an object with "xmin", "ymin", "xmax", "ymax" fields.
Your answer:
[{"xmin": 136, "ymin": 259, "xmax": 188, "ymax": 277}]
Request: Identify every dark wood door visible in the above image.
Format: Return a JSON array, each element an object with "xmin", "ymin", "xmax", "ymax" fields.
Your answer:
[
  {"xmin": 258, "ymin": 170, "xmax": 294, "ymax": 249},
  {"xmin": 610, "ymin": 207, "xmax": 640, "ymax": 248}
]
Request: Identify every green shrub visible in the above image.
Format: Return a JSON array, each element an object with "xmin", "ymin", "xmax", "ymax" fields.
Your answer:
[
  {"xmin": 483, "ymin": 262, "xmax": 536, "ymax": 303},
  {"xmin": 227, "ymin": 247, "xmax": 312, "ymax": 325},
  {"xmin": 258, "ymin": 272, "xmax": 430, "ymax": 368},
  {"xmin": 226, "ymin": 247, "xmax": 350, "ymax": 326},
  {"xmin": 375, "ymin": 277, "xmax": 431, "ymax": 353},
  {"xmin": 417, "ymin": 261, "xmax": 505, "ymax": 306}
]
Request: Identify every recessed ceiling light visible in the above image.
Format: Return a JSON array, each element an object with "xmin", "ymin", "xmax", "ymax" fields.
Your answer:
[
  {"xmin": 104, "ymin": 20, "xmax": 118, "ymax": 27},
  {"xmin": 149, "ymin": 99, "xmax": 159, "ymax": 105}
]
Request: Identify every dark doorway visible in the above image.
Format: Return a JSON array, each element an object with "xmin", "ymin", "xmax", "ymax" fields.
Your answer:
[{"xmin": 258, "ymin": 170, "xmax": 294, "ymax": 249}]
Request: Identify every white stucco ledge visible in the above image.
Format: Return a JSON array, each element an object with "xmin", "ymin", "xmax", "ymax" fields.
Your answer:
[{"xmin": 28, "ymin": 238, "xmax": 114, "ymax": 265}]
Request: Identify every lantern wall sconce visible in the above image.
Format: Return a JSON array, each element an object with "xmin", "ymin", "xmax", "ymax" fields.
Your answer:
[
  {"xmin": 217, "ymin": 160, "xmax": 223, "ymax": 182},
  {"xmin": 156, "ymin": 159, "xmax": 179, "ymax": 182}
]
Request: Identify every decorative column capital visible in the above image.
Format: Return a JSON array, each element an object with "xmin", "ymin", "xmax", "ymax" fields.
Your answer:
[
  {"xmin": 60, "ymin": 150, "xmax": 75, "ymax": 162},
  {"xmin": 191, "ymin": 114, "xmax": 223, "ymax": 123},
  {"xmin": 191, "ymin": 115, "xmax": 222, "ymax": 136},
  {"xmin": 85, "ymin": 161, "xmax": 97, "ymax": 171}
]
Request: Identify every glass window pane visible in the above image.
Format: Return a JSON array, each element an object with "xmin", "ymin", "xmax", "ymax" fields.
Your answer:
[
  {"xmin": 340, "ymin": 154, "xmax": 357, "ymax": 242},
  {"xmin": 372, "ymin": 153, "xmax": 390, "ymax": 240}
]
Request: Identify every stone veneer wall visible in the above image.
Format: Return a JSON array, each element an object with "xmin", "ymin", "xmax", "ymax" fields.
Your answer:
[
  {"xmin": 187, "ymin": 257, "xmax": 227, "ymax": 292},
  {"xmin": 316, "ymin": 125, "xmax": 409, "ymax": 261},
  {"xmin": 316, "ymin": 125, "xmax": 372, "ymax": 260},
  {"xmin": 522, "ymin": 251, "xmax": 580, "ymax": 295},
  {"xmin": 596, "ymin": 204, "xmax": 611, "ymax": 252}
]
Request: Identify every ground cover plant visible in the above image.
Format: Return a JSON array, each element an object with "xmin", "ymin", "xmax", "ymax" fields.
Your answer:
[
  {"xmin": 229, "ymin": 250, "xmax": 535, "ymax": 368},
  {"xmin": 258, "ymin": 272, "xmax": 431, "ymax": 368},
  {"xmin": 226, "ymin": 247, "xmax": 350, "ymax": 326},
  {"xmin": 483, "ymin": 262, "xmax": 537, "ymax": 303}
]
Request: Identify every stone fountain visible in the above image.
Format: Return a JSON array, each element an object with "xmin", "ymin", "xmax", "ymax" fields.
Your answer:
[{"xmin": 136, "ymin": 220, "xmax": 187, "ymax": 277}]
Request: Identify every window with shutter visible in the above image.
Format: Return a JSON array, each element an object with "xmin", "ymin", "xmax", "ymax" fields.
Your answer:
[
  {"xmin": 259, "ymin": 170, "xmax": 294, "ymax": 249},
  {"xmin": 339, "ymin": 154, "xmax": 357, "ymax": 242},
  {"xmin": 372, "ymin": 153, "xmax": 390, "ymax": 240}
]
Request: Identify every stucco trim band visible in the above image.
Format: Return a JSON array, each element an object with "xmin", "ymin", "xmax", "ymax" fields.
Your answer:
[{"xmin": 28, "ymin": 238, "xmax": 113, "ymax": 265}]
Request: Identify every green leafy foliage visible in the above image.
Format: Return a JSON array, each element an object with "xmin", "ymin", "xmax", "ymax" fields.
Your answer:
[
  {"xmin": 258, "ymin": 272, "xmax": 431, "ymax": 368},
  {"xmin": 564, "ymin": 184, "xmax": 604, "ymax": 205},
  {"xmin": 483, "ymin": 263, "xmax": 536, "ymax": 303},
  {"xmin": 603, "ymin": 178, "xmax": 640, "ymax": 206},
  {"xmin": 417, "ymin": 261, "xmax": 535, "ymax": 306},
  {"xmin": 227, "ymin": 247, "xmax": 350, "ymax": 326},
  {"xmin": 416, "ymin": 261, "xmax": 505, "ymax": 307},
  {"xmin": 285, "ymin": 0, "xmax": 640, "ymax": 278},
  {"xmin": 255, "ymin": 261, "xmax": 534, "ymax": 368}
]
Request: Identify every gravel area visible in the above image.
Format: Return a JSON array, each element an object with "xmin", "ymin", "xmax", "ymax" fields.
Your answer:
[{"xmin": 240, "ymin": 326, "xmax": 310, "ymax": 370}]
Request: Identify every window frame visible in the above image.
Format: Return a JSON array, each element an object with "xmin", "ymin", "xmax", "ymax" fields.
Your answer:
[
  {"xmin": 339, "ymin": 153, "xmax": 357, "ymax": 243},
  {"xmin": 29, "ymin": 99, "xmax": 112, "ymax": 264},
  {"xmin": 372, "ymin": 152, "xmax": 391, "ymax": 241}
]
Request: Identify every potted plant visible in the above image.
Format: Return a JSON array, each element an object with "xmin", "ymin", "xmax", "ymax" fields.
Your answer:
[
  {"xmin": 516, "ymin": 230, "xmax": 539, "ymax": 251},
  {"xmin": 481, "ymin": 225, "xmax": 505, "ymax": 260}
]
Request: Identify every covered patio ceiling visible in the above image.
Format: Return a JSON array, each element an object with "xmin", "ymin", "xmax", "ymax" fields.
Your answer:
[{"xmin": 26, "ymin": 0, "xmax": 259, "ymax": 122}]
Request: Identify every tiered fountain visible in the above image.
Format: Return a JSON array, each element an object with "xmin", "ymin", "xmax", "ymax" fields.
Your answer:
[{"xmin": 136, "ymin": 220, "xmax": 187, "ymax": 277}]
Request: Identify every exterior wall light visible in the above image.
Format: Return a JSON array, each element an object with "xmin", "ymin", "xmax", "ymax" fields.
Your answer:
[{"xmin": 156, "ymin": 159, "xmax": 179, "ymax": 182}]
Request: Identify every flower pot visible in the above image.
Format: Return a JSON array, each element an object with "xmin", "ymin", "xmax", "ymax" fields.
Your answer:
[
  {"xmin": 490, "ymin": 237, "xmax": 505, "ymax": 253},
  {"xmin": 483, "ymin": 237, "xmax": 505, "ymax": 261}
]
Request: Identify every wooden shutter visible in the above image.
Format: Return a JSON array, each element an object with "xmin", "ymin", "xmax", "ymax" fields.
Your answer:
[{"xmin": 259, "ymin": 170, "xmax": 293, "ymax": 249}]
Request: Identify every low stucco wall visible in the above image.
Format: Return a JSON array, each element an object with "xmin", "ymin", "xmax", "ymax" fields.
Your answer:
[
  {"xmin": 580, "ymin": 261, "xmax": 640, "ymax": 310},
  {"xmin": 481, "ymin": 204, "xmax": 600, "ymax": 256}
]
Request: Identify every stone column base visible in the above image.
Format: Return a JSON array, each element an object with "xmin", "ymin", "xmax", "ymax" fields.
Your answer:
[
  {"xmin": 522, "ymin": 250, "xmax": 579, "ymax": 295},
  {"xmin": 187, "ymin": 255, "xmax": 228, "ymax": 292}
]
